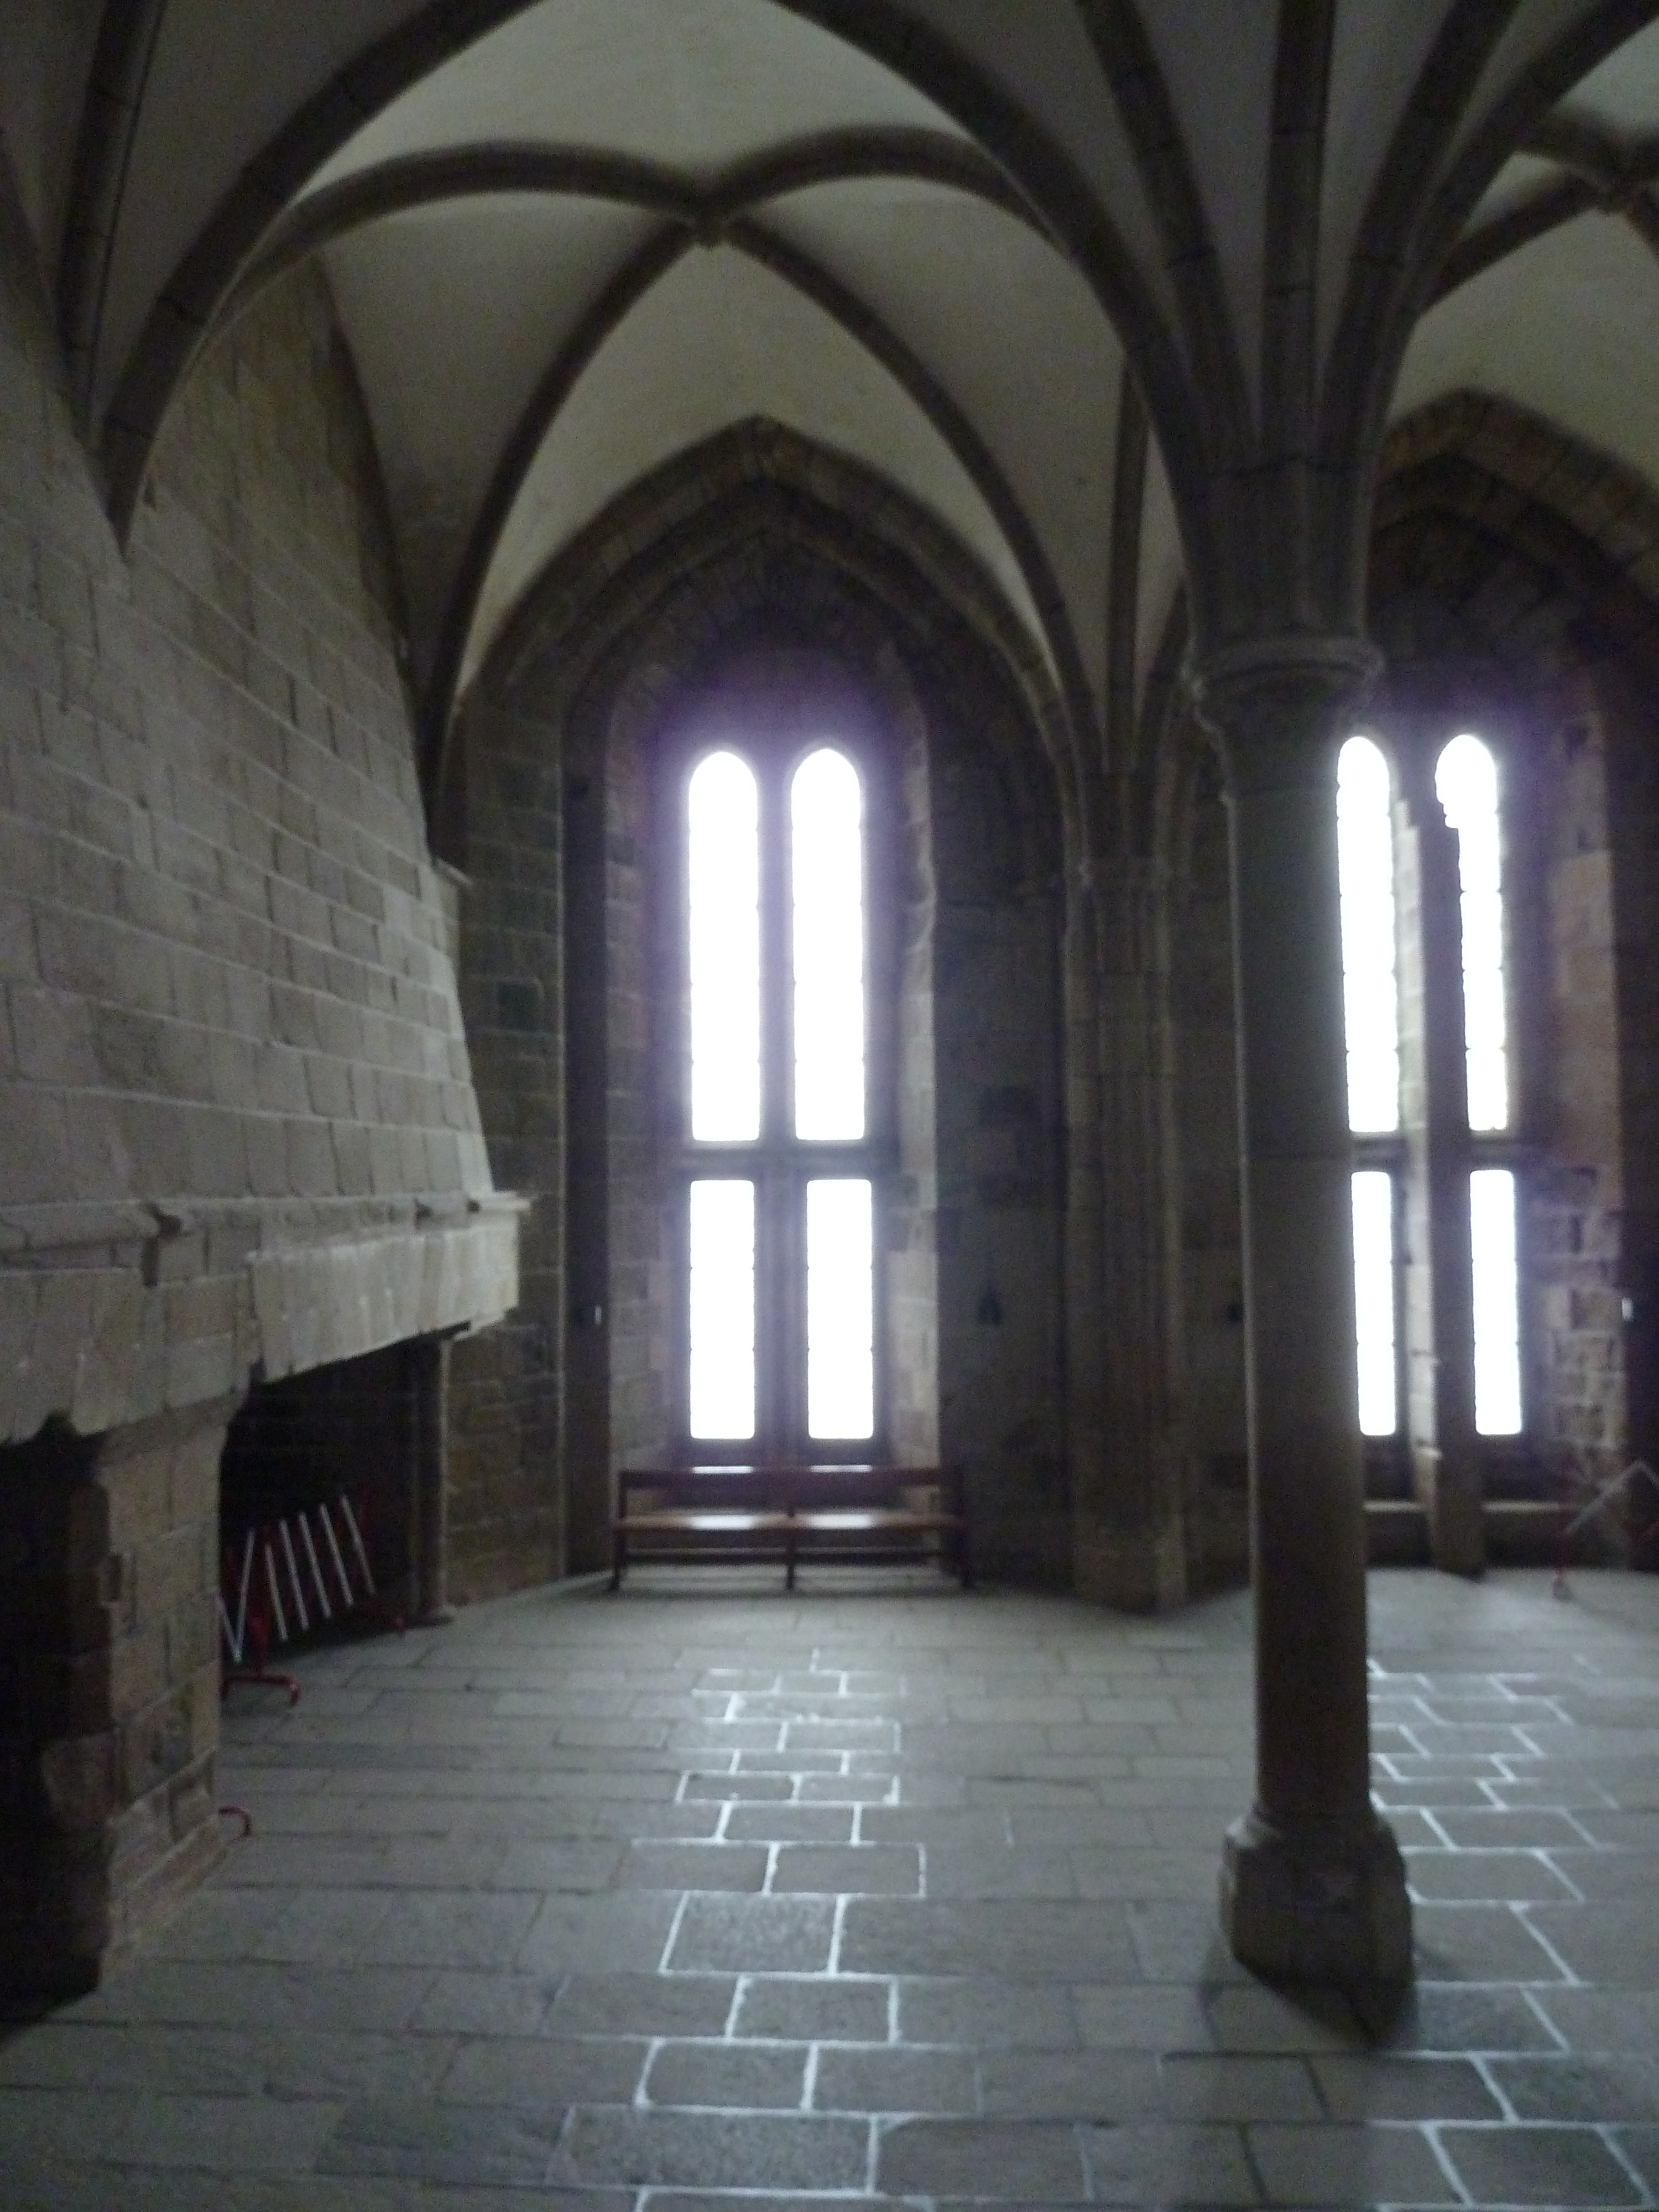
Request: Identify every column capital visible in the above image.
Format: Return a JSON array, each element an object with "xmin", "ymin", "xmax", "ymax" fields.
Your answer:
[{"xmin": 1190, "ymin": 634, "xmax": 1381, "ymax": 774}]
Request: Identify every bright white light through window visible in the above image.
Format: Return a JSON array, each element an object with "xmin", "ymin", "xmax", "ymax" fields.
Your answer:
[
  {"xmin": 806, "ymin": 1179, "xmax": 874, "ymax": 1439},
  {"xmin": 688, "ymin": 1180, "xmax": 755, "ymax": 1439},
  {"xmin": 687, "ymin": 750, "xmax": 760, "ymax": 1141},
  {"xmin": 1470, "ymin": 1168, "xmax": 1523, "ymax": 1435},
  {"xmin": 1337, "ymin": 736, "xmax": 1400, "ymax": 1134},
  {"xmin": 1350, "ymin": 1170, "xmax": 1398, "ymax": 1436},
  {"xmin": 791, "ymin": 748, "xmax": 865, "ymax": 1140},
  {"xmin": 1436, "ymin": 734, "xmax": 1509, "ymax": 1131}
]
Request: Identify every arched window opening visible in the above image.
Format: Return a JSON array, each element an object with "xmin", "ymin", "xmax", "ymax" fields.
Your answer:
[
  {"xmin": 1337, "ymin": 736, "xmax": 1401, "ymax": 1136},
  {"xmin": 792, "ymin": 748, "xmax": 865, "ymax": 1141},
  {"xmin": 1470, "ymin": 1167, "xmax": 1523, "ymax": 1437},
  {"xmin": 1436, "ymin": 734, "xmax": 1522, "ymax": 1438},
  {"xmin": 1337, "ymin": 736, "xmax": 1401, "ymax": 1437},
  {"xmin": 1435, "ymin": 734, "xmax": 1509, "ymax": 1133},
  {"xmin": 687, "ymin": 750, "xmax": 760, "ymax": 1143},
  {"xmin": 680, "ymin": 738, "xmax": 878, "ymax": 1454},
  {"xmin": 688, "ymin": 1178, "xmax": 756, "ymax": 1441}
]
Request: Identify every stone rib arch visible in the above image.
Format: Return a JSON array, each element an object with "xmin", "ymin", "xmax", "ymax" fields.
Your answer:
[
  {"xmin": 76, "ymin": 0, "xmax": 1198, "ymax": 564},
  {"xmin": 1375, "ymin": 390, "xmax": 1659, "ymax": 693},
  {"xmin": 456, "ymin": 418, "xmax": 1081, "ymax": 867}
]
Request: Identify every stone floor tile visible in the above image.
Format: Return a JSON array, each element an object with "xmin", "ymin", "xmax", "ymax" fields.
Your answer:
[
  {"xmin": 770, "ymin": 1844, "xmax": 919, "ymax": 1894},
  {"xmin": 1405, "ymin": 1848, "xmax": 1578, "ymax": 1902},
  {"xmin": 1528, "ymin": 1902, "xmax": 1659, "ymax": 1986},
  {"xmin": 1411, "ymin": 1902, "xmax": 1571, "ymax": 1981},
  {"xmin": 516, "ymin": 1890, "xmax": 680, "ymax": 1973},
  {"xmin": 667, "ymin": 1894, "xmax": 838, "ymax": 1972},
  {"xmin": 1082, "ymin": 2119, "xmax": 1261, "ymax": 2204},
  {"xmin": 897, "ymin": 1975, "xmax": 1080, "ymax": 2049},
  {"xmin": 1130, "ymin": 1900, "xmax": 1255, "ymax": 1984},
  {"xmin": 877, "ymin": 2115, "xmax": 1088, "ymax": 2197},
  {"xmin": 318, "ymin": 2094, "xmax": 565, "ymax": 2185},
  {"xmin": 70, "ymin": 1960, "xmax": 435, "ymax": 2032},
  {"xmin": 1439, "ymin": 2122, "xmax": 1646, "ymax": 2205},
  {"xmin": 441, "ymin": 2033, "xmax": 648, "ymax": 2105},
  {"xmin": 1312, "ymin": 2052, "xmax": 1501, "ymax": 2119},
  {"xmin": 618, "ymin": 1840, "xmax": 769, "ymax": 1891},
  {"xmin": 1157, "ymin": 2052, "xmax": 1322, "ymax": 2121},
  {"xmin": 558, "ymin": 2104, "xmax": 870, "ymax": 2189},
  {"xmin": 1378, "ymin": 1982, "xmax": 1561, "ymax": 2053},
  {"xmin": 843, "ymin": 1898, "xmax": 1138, "ymax": 1981},
  {"xmin": 815, "ymin": 2041, "xmax": 977, "ymax": 2114},
  {"xmin": 0, "ymin": 2085, "xmax": 346, "ymax": 2174},
  {"xmin": 248, "ymin": 1885, "xmax": 395, "ymax": 1962},
  {"xmin": 487, "ymin": 1838, "xmax": 625, "ymax": 1889},
  {"xmin": 409, "ymin": 1969, "xmax": 555, "ymax": 2036},
  {"xmin": 1433, "ymin": 1806, "xmax": 1593, "ymax": 1849},
  {"xmin": 921, "ymin": 1843, "xmax": 1078, "ymax": 1898},
  {"xmin": 1246, "ymin": 2119, "xmax": 1454, "ymax": 2205},
  {"xmin": 1074, "ymin": 1980, "xmax": 1214, "ymax": 2051},
  {"xmin": 977, "ymin": 2047, "xmax": 1158, "ymax": 2121},
  {"xmin": 1490, "ymin": 2053, "xmax": 1659, "ymax": 2122},
  {"xmin": 1614, "ymin": 2124, "xmax": 1659, "ymax": 2197},
  {"xmin": 733, "ymin": 1974, "xmax": 891, "ymax": 2042},
  {"xmin": 0, "ymin": 2021, "xmax": 261, "ymax": 2095},
  {"xmin": 723, "ymin": 1804, "xmax": 856, "ymax": 1844},
  {"xmin": 1204, "ymin": 1985, "xmax": 1366, "ymax": 2054},
  {"xmin": 646, "ymin": 2038, "xmax": 809, "ymax": 2109},
  {"xmin": 546, "ymin": 1971, "xmax": 736, "ymax": 2038},
  {"xmin": 358, "ymin": 1890, "xmax": 542, "ymax": 1969},
  {"xmin": 1548, "ymin": 1849, "xmax": 1659, "ymax": 1902}
]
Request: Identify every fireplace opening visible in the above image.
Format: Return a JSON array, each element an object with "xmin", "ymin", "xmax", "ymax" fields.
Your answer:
[{"xmin": 218, "ymin": 1338, "xmax": 450, "ymax": 1668}]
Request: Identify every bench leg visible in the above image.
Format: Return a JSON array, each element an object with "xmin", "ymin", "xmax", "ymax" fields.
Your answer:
[{"xmin": 609, "ymin": 1529, "xmax": 625, "ymax": 1592}]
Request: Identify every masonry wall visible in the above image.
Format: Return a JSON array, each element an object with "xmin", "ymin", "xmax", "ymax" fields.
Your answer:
[
  {"xmin": 932, "ymin": 708, "xmax": 1067, "ymax": 1583},
  {"xmin": 0, "ymin": 166, "xmax": 514, "ymax": 1983},
  {"xmin": 1528, "ymin": 686, "xmax": 1626, "ymax": 1495},
  {"xmin": 447, "ymin": 696, "xmax": 564, "ymax": 1599}
]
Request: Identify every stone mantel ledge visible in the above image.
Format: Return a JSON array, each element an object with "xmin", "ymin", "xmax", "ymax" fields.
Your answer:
[{"xmin": 0, "ymin": 1194, "xmax": 528, "ymax": 1444}]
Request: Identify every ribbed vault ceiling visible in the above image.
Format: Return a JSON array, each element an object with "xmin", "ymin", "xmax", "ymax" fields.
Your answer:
[{"xmin": 7, "ymin": 0, "xmax": 1659, "ymax": 744}]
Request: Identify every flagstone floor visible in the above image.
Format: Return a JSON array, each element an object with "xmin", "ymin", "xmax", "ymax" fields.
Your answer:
[{"xmin": 5, "ymin": 1565, "xmax": 1659, "ymax": 2208}]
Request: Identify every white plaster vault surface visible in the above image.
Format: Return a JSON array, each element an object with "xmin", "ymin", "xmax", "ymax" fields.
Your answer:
[{"xmin": 5, "ymin": 1568, "xmax": 1659, "ymax": 2206}]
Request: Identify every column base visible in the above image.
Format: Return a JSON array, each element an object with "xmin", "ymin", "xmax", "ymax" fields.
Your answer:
[{"xmin": 1219, "ymin": 1808, "xmax": 1413, "ymax": 1989}]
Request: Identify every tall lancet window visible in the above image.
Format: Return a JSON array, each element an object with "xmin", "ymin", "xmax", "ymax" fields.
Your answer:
[
  {"xmin": 680, "ymin": 738, "xmax": 880, "ymax": 1457},
  {"xmin": 1437, "ymin": 734, "xmax": 1522, "ymax": 1435},
  {"xmin": 1337, "ymin": 736, "xmax": 1401, "ymax": 1437}
]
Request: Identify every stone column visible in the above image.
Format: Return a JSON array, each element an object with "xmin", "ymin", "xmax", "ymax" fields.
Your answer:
[
  {"xmin": 1196, "ymin": 640, "xmax": 1411, "ymax": 1987},
  {"xmin": 1072, "ymin": 859, "xmax": 1190, "ymax": 1610},
  {"xmin": 1394, "ymin": 747, "xmax": 1482, "ymax": 1573}
]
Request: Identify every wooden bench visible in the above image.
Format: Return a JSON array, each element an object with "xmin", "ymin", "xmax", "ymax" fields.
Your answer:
[{"xmin": 610, "ymin": 1464, "xmax": 971, "ymax": 1590}]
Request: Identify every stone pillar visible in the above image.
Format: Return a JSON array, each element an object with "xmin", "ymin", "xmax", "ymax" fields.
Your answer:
[
  {"xmin": 1394, "ymin": 749, "xmax": 1483, "ymax": 1573},
  {"xmin": 1196, "ymin": 641, "xmax": 1412, "ymax": 1987},
  {"xmin": 0, "ymin": 1402, "xmax": 233, "ymax": 1999},
  {"xmin": 411, "ymin": 1335, "xmax": 455, "ymax": 1625},
  {"xmin": 1072, "ymin": 860, "xmax": 1190, "ymax": 1610}
]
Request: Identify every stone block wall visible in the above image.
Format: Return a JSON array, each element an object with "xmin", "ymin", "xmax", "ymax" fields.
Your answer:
[
  {"xmin": 0, "ymin": 170, "xmax": 513, "ymax": 1459},
  {"xmin": 447, "ymin": 695, "xmax": 565, "ymax": 1598},
  {"xmin": 931, "ymin": 716, "xmax": 1067, "ymax": 1585},
  {"xmin": 0, "ymin": 160, "xmax": 517, "ymax": 1980},
  {"xmin": 1533, "ymin": 696, "xmax": 1626, "ymax": 1486},
  {"xmin": 1, "ymin": 1401, "xmax": 231, "ymax": 1997}
]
